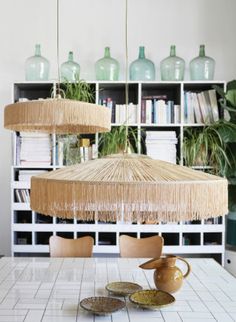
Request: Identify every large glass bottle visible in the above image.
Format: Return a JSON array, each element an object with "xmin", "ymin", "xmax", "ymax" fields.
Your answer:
[
  {"xmin": 160, "ymin": 45, "xmax": 185, "ymax": 81},
  {"xmin": 95, "ymin": 47, "xmax": 119, "ymax": 81},
  {"xmin": 25, "ymin": 44, "xmax": 50, "ymax": 81},
  {"xmin": 190, "ymin": 45, "xmax": 215, "ymax": 80},
  {"xmin": 60, "ymin": 51, "xmax": 80, "ymax": 81},
  {"xmin": 129, "ymin": 46, "xmax": 155, "ymax": 81}
]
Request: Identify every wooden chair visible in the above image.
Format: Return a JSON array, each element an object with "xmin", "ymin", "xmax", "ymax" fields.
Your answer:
[
  {"xmin": 49, "ymin": 235, "xmax": 94, "ymax": 257},
  {"xmin": 119, "ymin": 235, "xmax": 163, "ymax": 258}
]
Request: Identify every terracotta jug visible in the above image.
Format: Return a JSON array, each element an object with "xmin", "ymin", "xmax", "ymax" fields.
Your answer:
[{"xmin": 140, "ymin": 254, "xmax": 191, "ymax": 293}]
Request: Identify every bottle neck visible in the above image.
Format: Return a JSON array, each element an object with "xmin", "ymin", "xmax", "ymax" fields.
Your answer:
[
  {"xmin": 35, "ymin": 44, "xmax": 41, "ymax": 56},
  {"xmin": 68, "ymin": 51, "xmax": 74, "ymax": 62},
  {"xmin": 104, "ymin": 47, "xmax": 111, "ymax": 58},
  {"xmin": 138, "ymin": 46, "xmax": 145, "ymax": 59},
  {"xmin": 199, "ymin": 45, "xmax": 205, "ymax": 57},
  {"xmin": 170, "ymin": 45, "xmax": 176, "ymax": 57}
]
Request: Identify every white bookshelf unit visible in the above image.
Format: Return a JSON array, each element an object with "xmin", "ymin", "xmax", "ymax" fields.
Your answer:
[{"xmin": 11, "ymin": 80, "xmax": 226, "ymax": 263}]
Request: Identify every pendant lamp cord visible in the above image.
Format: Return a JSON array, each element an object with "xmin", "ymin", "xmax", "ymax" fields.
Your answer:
[
  {"xmin": 124, "ymin": 0, "xmax": 129, "ymax": 153},
  {"xmin": 56, "ymin": 0, "xmax": 61, "ymax": 98}
]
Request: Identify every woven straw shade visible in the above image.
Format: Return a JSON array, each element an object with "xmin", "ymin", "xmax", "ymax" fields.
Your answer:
[
  {"xmin": 4, "ymin": 98, "xmax": 111, "ymax": 134},
  {"xmin": 30, "ymin": 154, "xmax": 228, "ymax": 222}
]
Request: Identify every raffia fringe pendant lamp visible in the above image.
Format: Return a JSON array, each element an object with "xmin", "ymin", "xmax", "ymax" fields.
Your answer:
[
  {"xmin": 30, "ymin": 154, "xmax": 228, "ymax": 222},
  {"xmin": 4, "ymin": 98, "xmax": 111, "ymax": 134}
]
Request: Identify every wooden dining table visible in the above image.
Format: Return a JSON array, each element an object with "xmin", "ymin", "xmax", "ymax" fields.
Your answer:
[{"xmin": 0, "ymin": 257, "xmax": 235, "ymax": 321}]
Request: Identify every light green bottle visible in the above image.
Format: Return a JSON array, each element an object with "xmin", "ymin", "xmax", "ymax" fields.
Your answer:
[
  {"xmin": 95, "ymin": 47, "xmax": 119, "ymax": 81},
  {"xmin": 190, "ymin": 45, "xmax": 215, "ymax": 80},
  {"xmin": 160, "ymin": 45, "xmax": 185, "ymax": 81},
  {"xmin": 61, "ymin": 51, "xmax": 80, "ymax": 81},
  {"xmin": 25, "ymin": 44, "xmax": 50, "ymax": 81},
  {"xmin": 129, "ymin": 46, "xmax": 155, "ymax": 81}
]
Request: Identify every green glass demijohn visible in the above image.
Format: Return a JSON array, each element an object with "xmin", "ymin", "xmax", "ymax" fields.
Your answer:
[
  {"xmin": 160, "ymin": 45, "xmax": 185, "ymax": 81},
  {"xmin": 190, "ymin": 45, "xmax": 215, "ymax": 80},
  {"xmin": 25, "ymin": 44, "xmax": 50, "ymax": 81},
  {"xmin": 60, "ymin": 51, "xmax": 80, "ymax": 82},
  {"xmin": 129, "ymin": 46, "xmax": 155, "ymax": 81},
  {"xmin": 95, "ymin": 47, "xmax": 119, "ymax": 81}
]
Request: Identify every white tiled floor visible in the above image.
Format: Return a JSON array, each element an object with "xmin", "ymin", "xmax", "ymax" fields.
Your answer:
[{"xmin": 0, "ymin": 257, "xmax": 236, "ymax": 321}]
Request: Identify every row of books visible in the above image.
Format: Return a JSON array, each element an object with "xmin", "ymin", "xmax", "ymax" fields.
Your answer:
[
  {"xmin": 16, "ymin": 132, "xmax": 51, "ymax": 166},
  {"xmin": 15, "ymin": 189, "xmax": 30, "ymax": 203},
  {"xmin": 100, "ymin": 98, "xmax": 138, "ymax": 124},
  {"xmin": 141, "ymin": 96, "xmax": 180, "ymax": 124},
  {"xmin": 145, "ymin": 131, "xmax": 177, "ymax": 164},
  {"xmin": 184, "ymin": 89, "xmax": 219, "ymax": 124}
]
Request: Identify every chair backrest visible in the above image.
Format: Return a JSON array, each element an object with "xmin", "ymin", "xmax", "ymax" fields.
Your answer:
[
  {"xmin": 49, "ymin": 235, "xmax": 94, "ymax": 257},
  {"xmin": 119, "ymin": 235, "xmax": 163, "ymax": 258}
]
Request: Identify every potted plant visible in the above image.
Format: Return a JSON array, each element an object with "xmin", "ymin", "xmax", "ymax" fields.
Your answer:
[
  {"xmin": 98, "ymin": 124, "xmax": 139, "ymax": 156},
  {"xmin": 214, "ymin": 80, "xmax": 236, "ymax": 246},
  {"xmin": 57, "ymin": 78, "xmax": 95, "ymax": 165},
  {"xmin": 183, "ymin": 120, "xmax": 236, "ymax": 176}
]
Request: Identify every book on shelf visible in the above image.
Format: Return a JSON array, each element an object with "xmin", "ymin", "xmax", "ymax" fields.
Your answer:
[
  {"xmin": 141, "ymin": 95, "xmax": 180, "ymax": 124},
  {"xmin": 15, "ymin": 189, "xmax": 30, "ymax": 203},
  {"xmin": 184, "ymin": 89, "xmax": 219, "ymax": 124},
  {"xmin": 145, "ymin": 131, "xmax": 177, "ymax": 164},
  {"xmin": 18, "ymin": 170, "xmax": 49, "ymax": 182},
  {"xmin": 100, "ymin": 97, "xmax": 138, "ymax": 124}
]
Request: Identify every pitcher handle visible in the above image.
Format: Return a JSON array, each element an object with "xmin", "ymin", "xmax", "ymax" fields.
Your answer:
[{"xmin": 176, "ymin": 256, "xmax": 191, "ymax": 278}]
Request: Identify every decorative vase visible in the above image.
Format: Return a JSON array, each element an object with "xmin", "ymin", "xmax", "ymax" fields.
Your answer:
[
  {"xmin": 95, "ymin": 47, "xmax": 119, "ymax": 81},
  {"xmin": 129, "ymin": 46, "xmax": 155, "ymax": 81},
  {"xmin": 190, "ymin": 45, "xmax": 215, "ymax": 80},
  {"xmin": 160, "ymin": 45, "xmax": 185, "ymax": 81},
  {"xmin": 61, "ymin": 51, "xmax": 80, "ymax": 82},
  {"xmin": 140, "ymin": 255, "xmax": 191, "ymax": 294},
  {"xmin": 25, "ymin": 44, "xmax": 50, "ymax": 81}
]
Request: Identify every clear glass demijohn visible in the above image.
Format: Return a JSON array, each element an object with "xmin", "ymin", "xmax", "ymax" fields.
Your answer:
[
  {"xmin": 129, "ymin": 46, "xmax": 155, "ymax": 81},
  {"xmin": 25, "ymin": 44, "xmax": 50, "ymax": 81},
  {"xmin": 190, "ymin": 45, "xmax": 215, "ymax": 80},
  {"xmin": 95, "ymin": 47, "xmax": 119, "ymax": 81},
  {"xmin": 160, "ymin": 45, "xmax": 185, "ymax": 81},
  {"xmin": 60, "ymin": 51, "xmax": 80, "ymax": 81}
]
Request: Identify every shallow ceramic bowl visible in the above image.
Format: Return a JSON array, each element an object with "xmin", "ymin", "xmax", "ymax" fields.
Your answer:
[
  {"xmin": 129, "ymin": 289, "xmax": 175, "ymax": 310},
  {"xmin": 106, "ymin": 281, "xmax": 142, "ymax": 296},
  {"xmin": 80, "ymin": 296, "xmax": 125, "ymax": 315}
]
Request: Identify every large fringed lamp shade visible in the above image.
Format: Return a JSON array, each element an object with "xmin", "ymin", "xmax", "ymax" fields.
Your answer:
[
  {"xmin": 4, "ymin": 99, "xmax": 111, "ymax": 134},
  {"xmin": 31, "ymin": 154, "xmax": 228, "ymax": 222}
]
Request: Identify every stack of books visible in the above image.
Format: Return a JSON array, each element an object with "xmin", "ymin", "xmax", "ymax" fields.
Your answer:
[
  {"xmin": 184, "ymin": 89, "xmax": 219, "ymax": 124},
  {"xmin": 18, "ymin": 133, "xmax": 51, "ymax": 166},
  {"xmin": 18, "ymin": 170, "xmax": 48, "ymax": 182},
  {"xmin": 146, "ymin": 131, "xmax": 177, "ymax": 164}
]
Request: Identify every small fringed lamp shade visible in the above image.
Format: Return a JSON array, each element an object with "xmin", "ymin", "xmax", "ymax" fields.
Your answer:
[
  {"xmin": 30, "ymin": 154, "xmax": 228, "ymax": 222},
  {"xmin": 4, "ymin": 98, "xmax": 111, "ymax": 134}
]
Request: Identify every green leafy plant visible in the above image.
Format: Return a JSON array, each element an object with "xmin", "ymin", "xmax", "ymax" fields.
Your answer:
[
  {"xmin": 98, "ymin": 125, "xmax": 139, "ymax": 156},
  {"xmin": 63, "ymin": 78, "xmax": 95, "ymax": 103},
  {"xmin": 58, "ymin": 78, "xmax": 95, "ymax": 165},
  {"xmin": 214, "ymin": 80, "xmax": 236, "ymax": 244},
  {"xmin": 183, "ymin": 120, "xmax": 236, "ymax": 176},
  {"xmin": 214, "ymin": 80, "xmax": 236, "ymax": 122}
]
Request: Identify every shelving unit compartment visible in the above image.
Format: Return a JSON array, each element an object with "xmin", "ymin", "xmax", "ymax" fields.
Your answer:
[
  {"xmin": 14, "ymin": 232, "xmax": 32, "ymax": 245},
  {"xmin": 14, "ymin": 211, "xmax": 32, "ymax": 224},
  {"xmin": 35, "ymin": 232, "xmax": 53, "ymax": 245}
]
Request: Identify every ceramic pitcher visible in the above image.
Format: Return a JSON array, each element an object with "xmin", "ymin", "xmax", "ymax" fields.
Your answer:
[{"xmin": 140, "ymin": 254, "xmax": 191, "ymax": 293}]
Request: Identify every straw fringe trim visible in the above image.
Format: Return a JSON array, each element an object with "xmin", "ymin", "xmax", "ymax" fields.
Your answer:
[{"xmin": 31, "ymin": 178, "xmax": 228, "ymax": 222}]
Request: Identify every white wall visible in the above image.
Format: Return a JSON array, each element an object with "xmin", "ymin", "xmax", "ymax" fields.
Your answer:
[{"xmin": 0, "ymin": 0, "xmax": 235, "ymax": 256}]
